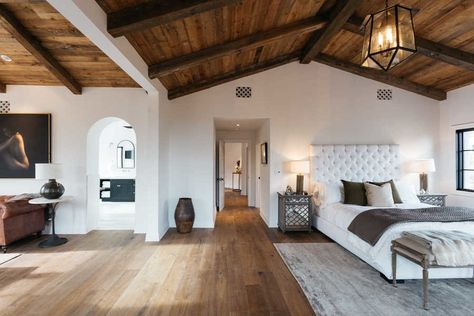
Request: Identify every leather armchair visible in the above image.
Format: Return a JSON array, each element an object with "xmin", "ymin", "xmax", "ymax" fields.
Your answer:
[{"xmin": 0, "ymin": 195, "xmax": 46, "ymax": 252}]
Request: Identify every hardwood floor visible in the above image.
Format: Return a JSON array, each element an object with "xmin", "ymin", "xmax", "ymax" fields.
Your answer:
[{"xmin": 0, "ymin": 192, "xmax": 331, "ymax": 315}]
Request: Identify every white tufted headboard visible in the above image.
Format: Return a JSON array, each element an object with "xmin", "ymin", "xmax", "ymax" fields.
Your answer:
[{"xmin": 309, "ymin": 144, "xmax": 400, "ymax": 187}]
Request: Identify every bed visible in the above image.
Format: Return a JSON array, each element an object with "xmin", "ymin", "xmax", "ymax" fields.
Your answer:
[{"xmin": 310, "ymin": 144, "xmax": 474, "ymax": 280}]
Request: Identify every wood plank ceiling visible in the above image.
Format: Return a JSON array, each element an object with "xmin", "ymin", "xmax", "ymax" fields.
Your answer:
[
  {"xmin": 0, "ymin": 1, "xmax": 139, "ymax": 94},
  {"xmin": 97, "ymin": 0, "xmax": 474, "ymax": 100}
]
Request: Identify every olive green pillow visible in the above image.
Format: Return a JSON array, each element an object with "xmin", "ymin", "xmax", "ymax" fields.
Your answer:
[
  {"xmin": 341, "ymin": 180, "xmax": 367, "ymax": 206},
  {"xmin": 368, "ymin": 180, "xmax": 402, "ymax": 203}
]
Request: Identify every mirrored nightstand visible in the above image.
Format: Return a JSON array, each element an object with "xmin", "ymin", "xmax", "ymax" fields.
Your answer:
[{"xmin": 417, "ymin": 194, "xmax": 447, "ymax": 207}]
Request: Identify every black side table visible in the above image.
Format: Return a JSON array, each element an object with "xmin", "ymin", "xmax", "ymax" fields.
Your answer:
[{"xmin": 29, "ymin": 196, "xmax": 72, "ymax": 248}]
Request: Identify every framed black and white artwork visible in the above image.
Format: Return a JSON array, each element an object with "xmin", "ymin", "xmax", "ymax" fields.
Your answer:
[
  {"xmin": 260, "ymin": 142, "xmax": 268, "ymax": 164},
  {"xmin": 0, "ymin": 114, "xmax": 51, "ymax": 178}
]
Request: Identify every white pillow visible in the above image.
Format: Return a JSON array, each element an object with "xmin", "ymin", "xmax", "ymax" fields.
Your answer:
[
  {"xmin": 313, "ymin": 182, "xmax": 343, "ymax": 208},
  {"xmin": 364, "ymin": 182, "xmax": 395, "ymax": 207},
  {"xmin": 394, "ymin": 181, "xmax": 420, "ymax": 203}
]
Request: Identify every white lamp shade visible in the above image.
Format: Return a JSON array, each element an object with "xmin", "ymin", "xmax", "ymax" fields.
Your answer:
[
  {"xmin": 289, "ymin": 160, "xmax": 310, "ymax": 174},
  {"xmin": 35, "ymin": 163, "xmax": 63, "ymax": 180},
  {"xmin": 408, "ymin": 159, "xmax": 436, "ymax": 173}
]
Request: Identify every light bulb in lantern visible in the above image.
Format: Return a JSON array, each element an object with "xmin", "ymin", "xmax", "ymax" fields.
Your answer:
[
  {"xmin": 385, "ymin": 26, "xmax": 393, "ymax": 45},
  {"xmin": 378, "ymin": 32, "xmax": 384, "ymax": 48}
]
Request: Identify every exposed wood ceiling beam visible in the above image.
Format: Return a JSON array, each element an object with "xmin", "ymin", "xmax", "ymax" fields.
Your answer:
[
  {"xmin": 300, "ymin": 0, "xmax": 362, "ymax": 64},
  {"xmin": 168, "ymin": 52, "xmax": 300, "ymax": 99},
  {"xmin": 0, "ymin": 82, "xmax": 5, "ymax": 93},
  {"xmin": 415, "ymin": 38, "xmax": 474, "ymax": 72},
  {"xmin": 314, "ymin": 54, "xmax": 447, "ymax": 101},
  {"xmin": 108, "ymin": 0, "xmax": 242, "ymax": 38},
  {"xmin": 343, "ymin": 17, "xmax": 474, "ymax": 71},
  {"xmin": 149, "ymin": 17, "xmax": 326, "ymax": 79},
  {"xmin": 0, "ymin": 5, "xmax": 82, "ymax": 94}
]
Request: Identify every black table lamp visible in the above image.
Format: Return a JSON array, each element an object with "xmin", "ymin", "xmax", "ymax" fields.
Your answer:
[{"xmin": 35, "ymin": 163, "xmax": 65, "ymax": 199}]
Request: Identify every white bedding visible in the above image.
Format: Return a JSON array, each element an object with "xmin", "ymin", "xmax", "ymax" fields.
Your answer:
[{"xmin": 314, "ymin": 201, "xmax": 474, "ymax": 279}]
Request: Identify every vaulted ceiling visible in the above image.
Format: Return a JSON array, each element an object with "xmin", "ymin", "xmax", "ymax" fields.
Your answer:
[
  {"xmin": 0, "ymin": 2, "xmax": 138, "ymax": 94},
  {"xmin": 96, "ymin": 0, "xmax": 474, "ymax": 100},
  {"xmin": 0, "ymin": 1, "xmax": 472, "ymax": 100}
]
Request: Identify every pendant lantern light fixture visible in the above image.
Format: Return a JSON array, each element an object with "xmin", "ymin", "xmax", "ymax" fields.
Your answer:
[{"xmin": 361, "ymin": 0, "xmax": 416, "ymax": 71}]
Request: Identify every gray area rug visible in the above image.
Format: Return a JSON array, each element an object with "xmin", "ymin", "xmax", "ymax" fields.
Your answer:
[
  {"xmin": 275, "ymin": 243, "xmax": 474, "ymax": 316},
  {"xmin": 0, "ymin": 253, "xmax": 21, "ymax": 265}
]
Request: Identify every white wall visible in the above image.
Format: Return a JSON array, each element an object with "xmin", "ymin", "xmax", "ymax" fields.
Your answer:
[
  {"xmin": 160, "ymin": 62, "xmax": 440, "ymax": 228},
  {"xmin": 98, "ymin": 119, "xmax": 136, "ymax": 179},
  {"xmin": 438, "ymin": 85, "xmax": 474, "ymax": 207},
  {"xmin": 157, "ymin": 84, "xmax": 171, "ymax": 238},
  {"xmin": 256, "ymin": 121, "xmax": 271, "ymax": 225},
  {"xmin": 224, "ymin": 143, "xmax": 242, "ymax": 188},
  {"xmin": 0, "ymin": 86, "xmax": 161, "ymax": 239}
]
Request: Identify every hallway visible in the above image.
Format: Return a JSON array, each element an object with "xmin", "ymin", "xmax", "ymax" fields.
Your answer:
[{"xmin": 222, "ymin": 189, "xmax": 248, "ymax": 209}]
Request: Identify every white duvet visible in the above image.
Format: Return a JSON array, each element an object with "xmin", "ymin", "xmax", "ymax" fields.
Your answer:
[{"xmin": 316, "ymin": 202, "xmax": 474, "ymax": 265}]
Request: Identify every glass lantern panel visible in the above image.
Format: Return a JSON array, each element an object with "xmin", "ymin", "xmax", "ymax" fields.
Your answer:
[
  {"xmin": 371, "ymin": 48, "xmax": 396, "ymax": 69},
  {"xmin": 397, "ymin": 6, "xmax": 416, "ymax": 50},
  {"xmin": 361, "ymin": 17, "xmax": 373, "ymax": 64},
  {"xmin": 370, "ymin": 7, "xmax": 397, "ymax": 54},
  {"xmin": 362, "ymin": 57, "xmax": 379, "ymax": 68},
  {"xmin": 391, "ymin": 49, "xmax": 414, "ymax": 68}
]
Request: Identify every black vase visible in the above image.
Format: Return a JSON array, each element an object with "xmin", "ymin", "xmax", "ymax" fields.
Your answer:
[
  {"xmin": 175, "ymin": 198, "xmax": 195, "ymax": 233},
  {"xmin": 40, "ymin": 179, "xmax": 65, "ymax": 199}
]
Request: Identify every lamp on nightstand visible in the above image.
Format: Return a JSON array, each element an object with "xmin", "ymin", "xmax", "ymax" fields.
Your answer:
[
  {"xmin": 408, "ymin": 159, "xmax": 436, "ymax": 194},
  {"xmin": 290, "ymin": 160, "xmax": 310, "ymax": 195}
]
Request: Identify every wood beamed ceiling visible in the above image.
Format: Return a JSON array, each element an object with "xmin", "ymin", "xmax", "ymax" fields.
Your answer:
[
  {"xmin": 0, "ymin": 2, "xmax": 138, "ymax": 94},
  {"xmin": 0, "ymin": 4, "xmax": 81, "ymax": 94},
  {"xmin": 98, "ymin": 0, "xmax": 474, "ymax": 100}
]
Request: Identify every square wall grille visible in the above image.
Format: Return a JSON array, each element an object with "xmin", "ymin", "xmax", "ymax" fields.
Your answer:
[
  {"xmin": 377, "ymin": 89, "xmax": 392, "ymax": 100},
  {"xmin": 0, "ymin": 101, "xmax": 10, "ymax": 113},
  {"xmin": 236, "ymin": 86, "xmax": 252, "ymax": 98}
]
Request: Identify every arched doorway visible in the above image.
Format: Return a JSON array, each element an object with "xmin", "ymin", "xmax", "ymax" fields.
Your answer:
[{"xmin": 86, "ymin": 117, "xmax": 137, "ymax": 231}]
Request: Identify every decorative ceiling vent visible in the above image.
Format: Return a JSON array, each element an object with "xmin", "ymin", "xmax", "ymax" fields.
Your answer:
[
  {"xmin": 236, "ymin": 86, "xmax": 252, "ymax": 98},
  {"xmin": 0, "ymin": 100, "xmax": 10, "ymax": 113},
  {"xmin": 377, "ymin": 89, "xmax": 392, "ymax": 100}
]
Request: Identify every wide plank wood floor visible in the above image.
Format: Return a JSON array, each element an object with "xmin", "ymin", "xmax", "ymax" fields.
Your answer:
[{"xmin": 0, "ymin": 191, "xmax": 331, "ymax": 315}]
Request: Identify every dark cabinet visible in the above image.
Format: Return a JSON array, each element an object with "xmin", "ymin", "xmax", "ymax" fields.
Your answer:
[{"xmin": 100, "ymin": 179, "xmax": 135, "ymax": 202}]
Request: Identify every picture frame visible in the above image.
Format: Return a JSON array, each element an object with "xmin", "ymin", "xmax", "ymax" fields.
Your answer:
[
  {"xmin": 0, "ymin": 113, "xmax": 51, "ymax": 178},
  {"xmin": 260, "ymin": 142, "xmax": 268, "ymax": 164}
]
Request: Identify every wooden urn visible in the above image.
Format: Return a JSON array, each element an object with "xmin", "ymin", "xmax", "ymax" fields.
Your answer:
[{"xmin": 174, "ymin": 198, "xmax": 195, "ymax": 233}]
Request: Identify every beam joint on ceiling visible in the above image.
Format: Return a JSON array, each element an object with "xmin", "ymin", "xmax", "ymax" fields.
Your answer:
[
  {"xmin": 168, "ymin": 52, "xmax": 300, "ymax": 99},
  {"xmin": 0, "ymin": 4, "xmax": 82, "ymax": 94},
  {"xmin": 149, "ymin": 17, "xmax": 326, "ymax": 79},
  {"xmin": 108, "ymin": 0, "xmax": 242, "ymax": 37},
  {"xmin": 314, "ymin": 54, "xmax": 447, "ymax": 101},
  {"xmin": 343, "ymin": 17, "xmax": 474, "ymax": 71},
  {"xmin": 300, "ymin": 0, "xmax": 362, "ymax": 64}
]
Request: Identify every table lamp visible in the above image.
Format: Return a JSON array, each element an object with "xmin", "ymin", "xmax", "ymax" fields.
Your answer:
[
  {"xmin": 408, "ymin": 159, "xmax": 436, "ymax": 194},
  {"xmin": 35, "ymin": 163, "xmax": 65, "ymax": 199},
  {"xmin": 290, "ymin": 160, "xmax": 310, "ymax": 194}
]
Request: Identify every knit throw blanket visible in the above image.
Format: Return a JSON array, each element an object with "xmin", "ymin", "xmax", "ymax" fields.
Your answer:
[
  {"xmin": 348, "ymin": 207, "xmax": 474, "ymax": 246},
  {"xmin": 403, "ymin": 230, "xmax": 474, "ymax": 266}
]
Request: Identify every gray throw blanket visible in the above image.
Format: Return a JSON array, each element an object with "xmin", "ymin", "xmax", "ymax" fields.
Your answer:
[
  {"xmin": 348, "ymin": 207, "xmax": 474, "ymax": 246},
  {"xmin": 402, "ymin": 230, "xmax": 474, "ymax": 266}
]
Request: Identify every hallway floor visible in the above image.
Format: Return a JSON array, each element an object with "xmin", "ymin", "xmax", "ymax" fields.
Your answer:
[{"xmin": 1, "ymin": 191, "xmax": 330, "ymax": 315}]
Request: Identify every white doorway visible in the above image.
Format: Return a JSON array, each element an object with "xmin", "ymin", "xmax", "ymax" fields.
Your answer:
[
  {"xmin": 224, "ymin": 142, "xmax": 243, "ymax": 191},
  {"xmin": 86, "ymin": 117, "xmax": 137, "ymax": 230},
  {"xmin": 214, "ymin": 118, "xmax": 269, "ymax": 213}
]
